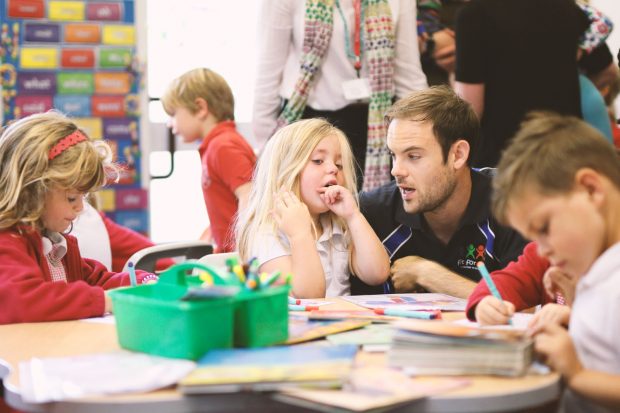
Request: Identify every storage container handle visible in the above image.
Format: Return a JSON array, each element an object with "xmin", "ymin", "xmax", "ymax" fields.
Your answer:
[{"xmin": 157, "ymin": 261, "xmax": 232, "ymax": 286}]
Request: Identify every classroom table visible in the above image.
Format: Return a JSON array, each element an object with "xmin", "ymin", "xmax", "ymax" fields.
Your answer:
[{"xmin": 0, "ymin": 298, "xmax": 561, "ymax": 413}]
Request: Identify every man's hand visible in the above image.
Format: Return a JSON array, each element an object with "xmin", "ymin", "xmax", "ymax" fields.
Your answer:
[
  {"xmin": 391, "ymin": 256, "xmax": 435, "ymax": 292},
  {"xmin": 432, "ymin": 29, "xmax": 456, "ymax": 73},
  {"xmin": 391, "ymin": 256, "xmax": 476, "ymax": 298}
]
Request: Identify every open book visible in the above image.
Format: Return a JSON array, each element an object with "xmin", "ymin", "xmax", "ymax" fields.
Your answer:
[
  {"xmin": 343, "ymin": 293, "xmax": 467, "ymax": 312},
  {"xmin": 388, "ymin": 320, "xmax": 534, "ymax": 377},
  {"xmin": 178, "ymin": 342, "xmax": 358, "ymax": 394}
]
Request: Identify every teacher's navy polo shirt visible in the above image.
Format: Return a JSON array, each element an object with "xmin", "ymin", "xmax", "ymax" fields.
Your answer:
[{"xmin": 352, "ymin": 169, "xmax": 527, "ymax": 295}]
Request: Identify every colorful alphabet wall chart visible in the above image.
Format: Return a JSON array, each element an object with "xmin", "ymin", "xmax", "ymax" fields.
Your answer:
[{"xmin": 0, "ymin": 0, "xmax": 149, "ymax": 234}]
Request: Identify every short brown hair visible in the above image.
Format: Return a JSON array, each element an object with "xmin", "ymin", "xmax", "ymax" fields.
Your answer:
[
  {"xmin": 161, "ymin": 68, "xmax": 235, "ymax": 121},
  {"xmin": 492, "ymin": 112, "xmax": 620, "ymax": 224},
  {"xmin": 384, "ymin": 85, "xmax": 479, "ymax": 163}
]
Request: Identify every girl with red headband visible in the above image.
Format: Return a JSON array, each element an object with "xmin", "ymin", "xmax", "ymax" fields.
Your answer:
[{"xmin": 0, "ymin": 111, "xmax": 156, "ymax": 324}]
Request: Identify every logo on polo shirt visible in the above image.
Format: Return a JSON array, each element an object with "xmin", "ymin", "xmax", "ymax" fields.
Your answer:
[{"xmin": 457, "ymin": 243, "xmax": 485, "ymax": 270}]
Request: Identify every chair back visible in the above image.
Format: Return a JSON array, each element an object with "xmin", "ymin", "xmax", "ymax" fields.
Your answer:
[
  {"xmin": 122, "ymin": 241, "xmax": 213, "ymax": 273},
  {"xmin": 196, "ymin": 251, "xmax": 240, "ymax": 273}
]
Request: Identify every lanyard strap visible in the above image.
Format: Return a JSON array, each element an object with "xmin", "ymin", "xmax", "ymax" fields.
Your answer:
[
  {"xmin": 352, "ymin": 0, "xmax": 362, "ymax": 74},
  {"xmin": 335, "ymin": 0, "xmax": 364, "ymax": 77}
]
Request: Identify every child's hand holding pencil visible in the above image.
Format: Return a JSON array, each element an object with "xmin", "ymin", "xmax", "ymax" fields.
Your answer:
[
  {"xmin": 475, "ymin": 262, "xmax": 515, "ymax": 326},
  {"xmin": 474, "ymin": 295, "xmax": 515, "ymax": 326}
]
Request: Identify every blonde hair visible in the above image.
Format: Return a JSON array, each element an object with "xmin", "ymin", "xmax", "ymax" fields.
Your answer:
[
  {"xmin": 0, "ymin": 111, "xmax": 117, "ymax": 230},
  {"xmin": 236, "ymin": 118, "xmax": 357, "ymax": 262},
  {"xmin": 161, "ymin": 68, "xmax": 235, "ymax": 121},
  {"xmin": 492, "ymin": 112, "xmax": 620, "ymax": 224}
]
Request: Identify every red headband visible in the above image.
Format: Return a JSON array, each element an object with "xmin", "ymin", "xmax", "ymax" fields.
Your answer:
[{"xmin": 48, "ymin": 130, "xmax": 88, "ymax": 160}]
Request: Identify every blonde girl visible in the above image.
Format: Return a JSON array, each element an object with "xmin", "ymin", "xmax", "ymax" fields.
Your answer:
[
  {"xmin": 0, "ymin": 111, "xmax": 155, "ymax": 324},
  {"xmin": 237, "ymin": 119, "xmax": 389, "ymax": 298}
]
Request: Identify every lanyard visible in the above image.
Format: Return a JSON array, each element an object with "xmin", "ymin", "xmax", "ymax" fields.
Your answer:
[
  {"xmin": 352, "ymin": 0, "xmax": 362, "ymax": 76},
  {"xmin": 336, "ymin": 0, "xmax": 364, "ymax": 77}
]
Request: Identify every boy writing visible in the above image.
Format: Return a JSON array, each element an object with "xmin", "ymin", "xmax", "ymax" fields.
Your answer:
[
  {"xmin": 492, "ymin": 112, "xmax": 620, "ymax": 412},
  {"xmin": 162, "ymin": 68, "xmax": 256, "ymax": 252}
]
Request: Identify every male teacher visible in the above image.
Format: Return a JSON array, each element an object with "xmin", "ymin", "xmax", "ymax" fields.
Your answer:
[{"xmin": 353, "ymin": 86, "xmax": 526, "ymax": 297}]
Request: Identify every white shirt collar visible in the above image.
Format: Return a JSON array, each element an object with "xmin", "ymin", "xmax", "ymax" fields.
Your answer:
[{"xmin": 41, "ymin": 231, "xmax": 68, "ymax": 261}]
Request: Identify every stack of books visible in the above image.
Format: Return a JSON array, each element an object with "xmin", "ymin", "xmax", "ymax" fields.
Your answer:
[{"xmin": 388, "ymin": 320, "xmax": 534, "ymax": 377}]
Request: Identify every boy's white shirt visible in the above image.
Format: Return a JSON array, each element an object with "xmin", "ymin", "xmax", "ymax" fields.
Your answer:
[
  {"xmin": 253, "ymin": 215, "xmax": 350, "ymax": 297},
  {"xmin": 564, "ymin": 241, "xmax": 620, "ymax": 413}
]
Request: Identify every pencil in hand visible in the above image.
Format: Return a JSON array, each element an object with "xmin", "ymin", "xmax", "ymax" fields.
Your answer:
[{"xmin": 476, "ymin": 261, "xmax": 512, "ymax": 325}]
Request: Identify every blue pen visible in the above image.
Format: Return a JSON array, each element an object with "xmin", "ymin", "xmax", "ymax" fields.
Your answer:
[
  {"xmin": 374, "ymin": 308, "xmax": 439, "ymax": 319},
  {"xmin": 127, "ymin": 261, "xmax": 137, "ymax": 287},
  {"xmin": 477, "ymin": 261, "xmax": 512, "ymax": 325}
]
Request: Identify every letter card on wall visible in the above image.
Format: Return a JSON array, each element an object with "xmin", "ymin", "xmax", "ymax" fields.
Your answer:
[{"xmin": 0, "ymin": 0, "xmax": 149, "ymax": 234}]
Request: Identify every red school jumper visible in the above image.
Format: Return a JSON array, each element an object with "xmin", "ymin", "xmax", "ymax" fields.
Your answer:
[
  {"xmin": 0, "ymin": 227, "xmax": 152, "ymax": 324},
  {"xmin": 466, "ymin": 242, "xmax": 554, "ymax": 320},
  {"xmin": 199, "ymin": 121, "xmax": 256, "ymax": 252}
]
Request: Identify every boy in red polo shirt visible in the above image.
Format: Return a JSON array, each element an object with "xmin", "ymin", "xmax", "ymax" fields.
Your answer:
[{"xmin": 162, "ymin": 68, "xmax": 256, "ymax": 252}]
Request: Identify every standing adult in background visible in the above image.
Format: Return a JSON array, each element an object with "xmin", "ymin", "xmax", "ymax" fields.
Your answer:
[
  {"xmin": 416, "ymin": 0, "xmax": 469, "ymax": 86},
  {"xmin": 253, "ymin": 0, "xmax": 427, "ymax": 191},
  {"xmin": 454, "ymin": 0, "xmax": 589, "ymax": 167},
  {"xmin": 354, "ymin": 86, "xmax": 527, "ymax": 297}
]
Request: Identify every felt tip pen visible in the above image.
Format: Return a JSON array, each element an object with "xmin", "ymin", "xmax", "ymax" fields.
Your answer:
[
  {"xmin": 245, "ymin": 273, "xmax": 258, "ymax": 290},
  {"xmin": 476, "ymin": 261, "xmax": 512, "ymax": 325},
  {"xmin": 127, "ymin": 261, "xmax": 137, "ymax": 287},
  {"xmin": 248, "ymin": 257, "xmax": 259, "ymax": 275},
  {"xmin": 260, "ymin": 271, "xmax": 281, "ymax": 288},
  {"xmin": 373, "ymin": 308, "xmax": 440, "ymax": 320},
  {"xmin": 288, "ymin": 296, "xmax": 302, "ymax": 305},
  {"xmin": 476, "ymin": 261, "xmax": 502, "ymax": 300},
  {"xmin": 288, "ymin": 304, "xmax": 320, "ymax": 311},
  {"xmin": 232, "ymin": 264, "xmax": 246, "ymax": 283}
]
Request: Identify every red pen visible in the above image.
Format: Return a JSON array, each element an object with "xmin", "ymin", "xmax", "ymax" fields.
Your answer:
[
  {"xmin": 288, "ymin": 304, "xmax": 320, "ymax": 311},
  {"xmin": 287, "ymin": 297, "xmax": 302, "ymax": 305}
]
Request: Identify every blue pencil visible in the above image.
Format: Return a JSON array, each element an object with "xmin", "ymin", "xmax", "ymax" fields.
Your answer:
[
  {"xmin": 127, "ymin": 261, "xmax": 137, "ymax": 287},
  {"xmin": 476, "ymin": 261, "xmax": 512, "ymax": 325},
  {"xmin": 374, "ymin": 308, "xmax": 439, "ymax": 320}
]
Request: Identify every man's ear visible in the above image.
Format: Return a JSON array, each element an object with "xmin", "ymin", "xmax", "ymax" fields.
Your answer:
[
  {"xmin": 575, "ymin": 168, "xmax": 605, "ymax": 207},
  {"xmin": 450, "ymin": 139, "xmax": 470, "ymax": 170},
  {"xmin": 194, "ymin": 98, "xmax": 209, "ymax": 118}
]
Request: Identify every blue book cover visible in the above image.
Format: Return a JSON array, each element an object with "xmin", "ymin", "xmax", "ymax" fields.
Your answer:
[{"xmin": 179, "ymin": 343, "xmax": 358, "ymax": 393}]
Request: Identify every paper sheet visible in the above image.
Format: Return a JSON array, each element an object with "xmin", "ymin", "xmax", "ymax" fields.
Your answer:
[
  {"xmin": 19, "ymin": 350, "xmax": 195, "ymax": 403},
  {"xmin": 454, "ymin": 312, "xmax": 534, "ymax": 330}
]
